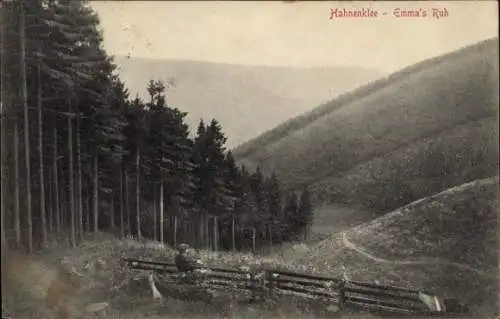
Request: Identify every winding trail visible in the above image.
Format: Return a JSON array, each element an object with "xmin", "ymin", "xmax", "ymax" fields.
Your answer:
[{"xmin": 341, "ymin": 232, "xmax": 498, "ymax": 279}]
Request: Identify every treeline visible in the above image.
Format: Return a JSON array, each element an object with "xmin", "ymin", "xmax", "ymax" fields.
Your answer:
[{"xmin": 0, "ymin": 0, "xmax": 313, "ymax": 254}]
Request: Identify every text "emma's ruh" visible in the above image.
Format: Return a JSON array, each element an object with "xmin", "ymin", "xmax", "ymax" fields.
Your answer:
[
  {"xmin": 393, "ymin": 8, "xmax": 449, "ymax": 19},
  {"xmin": 329, "ymin": 8, "xmax": 449, "ymax": 19}
]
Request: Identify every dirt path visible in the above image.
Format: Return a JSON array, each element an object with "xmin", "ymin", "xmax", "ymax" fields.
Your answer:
[{"xmin": 341, "ymin": 232, "xmax": 496, "ymax": 278}]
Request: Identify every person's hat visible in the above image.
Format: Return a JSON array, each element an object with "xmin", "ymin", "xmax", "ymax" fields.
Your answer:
[{"xmin": 177, "ymin": 243, "xmax": 190, "ymax": 252}]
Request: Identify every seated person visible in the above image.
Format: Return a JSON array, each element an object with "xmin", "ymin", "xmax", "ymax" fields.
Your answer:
[{"xmin": 175, "ymin": 243, "xmax": 197, "ymax": 273}]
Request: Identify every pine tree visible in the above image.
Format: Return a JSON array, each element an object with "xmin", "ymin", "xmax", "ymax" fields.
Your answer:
[
  {"xmin": 107, "ymin": 78, "xmax": 129, "ymax": 238},
  {"xmin": 264, "ymin": 172, "xmax": 282, "ymax": 243},
  {"xmin": 218, "ymin": 151, "xmax": 239, "ymax": 249},
  {"xmin": 19, "ymin": 1, "xmax": 34, "ymax": 252},
  {"xmin": 1, "ymin": 0, "xmax": 12, "ymax": 268},
  {"xmin": 123, "ymin": 96, "xmax": 147, "ymax": 238},
  {"xmin": 192, "ymin": 119, "xmax": 209, "ymax": 247},
  {"xmin": 2, "ymin": 0, "xmax": 24, "ymax": 250},
  {"xmin": 250, "ymin": 166, "xmax": 266, "ymax": 214},
  {"xmin": 266, "ymin": 172, "xmax": 282, "ymax": 217},
  {"xmin": 298, "ymin": 187, "xmax": 313, "ymax": 241},
  {"xmin": 141, "ymin": 79, "xmax": 195, "ymax": 243},
  {"xmin": 192, "ymin": 118, "xmax": 232, "ymax": 247},
  {"xmin": 283, "ymin": 192, "xmax": 299, "ymax": 239},
  {"xmin": 21, "ymin": 0, "xmax": 122, "ymax": 244}
]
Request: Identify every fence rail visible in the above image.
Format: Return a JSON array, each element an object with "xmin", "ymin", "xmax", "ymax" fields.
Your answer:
[{"xmin": 123, "ymin": 257, "xmax": 470, "ymax": 316}]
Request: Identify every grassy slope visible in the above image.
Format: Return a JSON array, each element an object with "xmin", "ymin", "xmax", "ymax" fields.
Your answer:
[
  {"xmin": 114, "ymin": 57, "xmax": 381, "ymax": 148},
  {"xmin": 261, "ymin": 204, "xmax": 378, "ymax": 262},
  {"xmin": 302, "ymin": 177, "xmax": 499, "ymax": 318},
  {"xmin": 310, "ymin": 116, "xmax": 498, "ymax": 212},
  {"xmin": 6, "ymin": 189, "xmax": 496, "ymax": 319},
  {"xmin": 3, "ymin": 233, "xmax": 327, "ymax": 319},
  {"xmin": 233, "ymin": 38, "xmax": 499, "ymax": 212},
  {"xmin": 233, "ymin": 37, "xmax": 498, "ymax": 159},
  {"xmin": 308, "ymin": 204, "xmax": 379, "ymax": 242}
]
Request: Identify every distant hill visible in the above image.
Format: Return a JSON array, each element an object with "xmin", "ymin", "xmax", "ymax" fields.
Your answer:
[
  {"xmin": 233, "ymin": 38, "xmax": 499, "ymax": 213},
  {"xmin": 302, "ymin": 177, "xmax": 499, "ymax": 318},
  {"xmin": 112, "ymin": 56, "xmax": 382, "ymax": 148}
]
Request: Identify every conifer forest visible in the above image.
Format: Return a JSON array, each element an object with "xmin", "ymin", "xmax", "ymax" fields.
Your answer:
[{"xmin": 0, "ymin": 0, "xmax": 314, "ymax": 255}]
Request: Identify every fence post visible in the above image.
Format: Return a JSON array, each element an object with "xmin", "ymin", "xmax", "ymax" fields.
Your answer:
[
  {"xmin": 249, "ymin": 271, "xmax": 257, "ymax": 302},
  {"xmin": 251, "ymin": 228, "xmax": 256, "ymax": 253},
  {"xmin": 266, "ymin": 271, "xmax": 276, "ymax": 298},
  {"xmin": 338, "ymin": 278, "xmax": 346, "ymax": 310}
]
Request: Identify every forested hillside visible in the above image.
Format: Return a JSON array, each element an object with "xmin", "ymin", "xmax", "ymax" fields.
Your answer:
[
  {"xmin": 234, "ymin": 38, "xmax": 499, "ymax": 213},
  {"xmin": 0, "ymin": 0, "xmax": 314, "ymax": 257}
]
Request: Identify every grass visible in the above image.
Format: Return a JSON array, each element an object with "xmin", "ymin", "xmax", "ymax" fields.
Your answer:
[
  {"xmin": 233, "ymin": 37, "xmax": 499, "ymax": 214},
  {"xmin": 4, "ymin": 182, "xmax": 497, "ymax": 319},
  {"xmin": 347, "ymin": 177, "xmax": 498, "ymax": 270},
  {"xmin": 301, "ymin": 177, "xmax": 499, "ymax": 319},
  {"xmin": 3, "ymin": 232, "xmax": 340, "ymax": 319},
  {"xmin": 308, "ymin": 204, "xmax": 380, "ymax": 240},
  {"xmin": 5, "ymin": 231, "xmax": 458, "ymax": 319}
]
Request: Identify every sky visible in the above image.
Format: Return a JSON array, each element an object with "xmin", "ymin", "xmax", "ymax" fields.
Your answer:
[{"xmin": 91, "ymin": 1, "xmax": 498, "ymax": 73}]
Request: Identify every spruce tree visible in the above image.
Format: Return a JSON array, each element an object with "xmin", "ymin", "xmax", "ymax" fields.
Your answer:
[
  {"xmin": 266, "ymin": 172, "xmax": 282, "ymax": 221},
  {"xmin": 298, "ymin": 187, "xmax": 313, "ymax": 241},
  {"xmin": 284, "ymin": 192, "xmax": 300, "ymax": 239}
]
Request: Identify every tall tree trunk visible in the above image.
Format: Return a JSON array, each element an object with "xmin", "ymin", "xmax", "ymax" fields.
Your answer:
[
  {"xmin": 159, "ymin": 181, "xmax": 164, "ymax": 243},
  {"xmin": 125, "ymin": 169, "xmax": 130, "ymax": 236},
  {"xmin": 269, "ymin": 223, "xmax": 273, "ymax": 247},
  {"xmin": 48, "ymin": 166, "xmax": 53, "ymax": 233},
  {"xmin": 60, "ymin": 169, "xmax": 66, "ymax": 231},
  {"xmin": 14, "ymin": 122, "xmax": 20, "ymax": 247},
  {"xmin": 213, "ymin": 215, "xmax": 218, "ymax": 252},
  {"xmin": 173, "ymin": 215, "xmax": 178, "ymax": 247},
  {"xmin": 60, "ymin": 161, "xmax": 66, "ymax": 231},
  {"xmin": 232, "ymin": 216, "xmax": 236, "ymax": 252},
  {"xmin": 93, "ymin": 155, "xmax": 98, "ymax": 234},
  {"xmin": 76, "ymin": 113, "xmax": 83, "ymax": 240},
  {"xmin": 20, "ymin": 2, "xmax": 32, "ymax": 253},
  {"xmin": 119, "ymin": 167, "xmax": 124, "ymax": 237},
  {"xmin": 252, "ymin": 228, "xmax": 256, "ymax": 253},
  {"xmin": 110, "ymin": 191, "xmax": 115, "ymax": 231},
  {"xmin": 67, "ymin": 102, "xmax": 75, "ymax": 248},
  {"xmin": 196, "ymin": 214, "xmax": 204, "ymax": 249},
  {"xmin": 135, "ymin": 150, "xmax": 141, "ymax": 239},
  {"xmin": 208, "ymin": 216, "xmax": 212, "ymax": 250},
  {"xmin": 187, "ymin": 219, "xmax": 191, "ymax": 246},
  {"xmin": 198, "ymin": 213, "xmax": 203, "ymax": 248},
  {"xmin": 53, "ymin": 127, "xmax": 60, "ymax": 233},
  {"xmin": 205, "ymin": 212, "xmax": 209, "ymax": 249},
  {"xmin": 153, "ymin": 190, "xmax": 157, "ymax": 241},
  {"xmin": 197, "ymin": 213, "xmax": 201, "ymax": 248},
  {"xmin": 0, "ymin": 0, "xmax": 7, "ymax": 296},
  {"xmin": 37, "ymin": 62, "xmax": 47, "ymax": 245},
  {"xmin": 85, "ymin": 184, "xmax": 90, "ymax": 232}
]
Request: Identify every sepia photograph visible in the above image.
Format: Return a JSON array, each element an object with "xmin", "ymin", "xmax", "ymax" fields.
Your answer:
[{"xmin": 0, "ymin": 1, "xmax": 498, "ymax": 318}]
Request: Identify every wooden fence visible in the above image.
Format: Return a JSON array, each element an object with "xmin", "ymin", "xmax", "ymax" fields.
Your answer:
[{"xmin": 123, "ymin": 257, "xmax": 470, "ymax": 316}]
